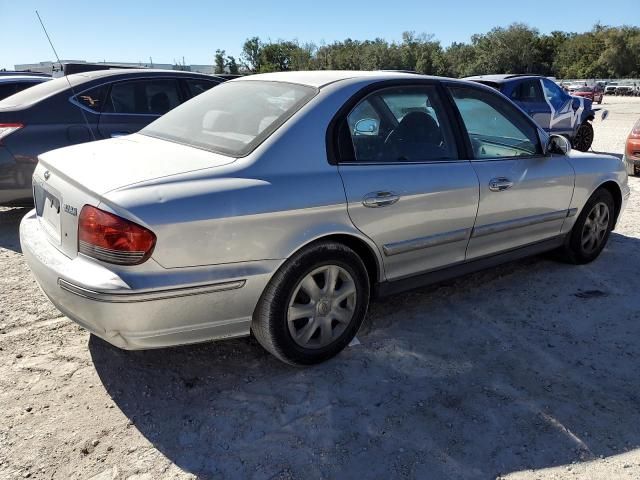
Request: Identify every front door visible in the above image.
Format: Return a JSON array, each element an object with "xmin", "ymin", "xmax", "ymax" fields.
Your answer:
[
  {"xmin": 447, "ymin": 84, "xmax": 575, "ymax": 259},
  {"xmin": 336, "ymin": 84, "xmax": 479, "ymax": 281}
]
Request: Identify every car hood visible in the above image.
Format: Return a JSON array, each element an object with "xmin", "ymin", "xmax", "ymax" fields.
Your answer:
[{"xmin": 38, "ymin": 134, "xmax": 236, "ymax": 195}]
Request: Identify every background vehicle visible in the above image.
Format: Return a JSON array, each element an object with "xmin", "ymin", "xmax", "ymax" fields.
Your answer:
[
  {"xmin": 573, "ymin": 85, "xmax": 603, "ymax": 104},
  {"xmin": 615, "ymin": 84, "xmax": 635, "ymax": 96},
  {"xmin": 624, "ymin": 118, "xmax": 640, "ymax": 176},
  {"xmin": 465, "ymin": 74, "xmax": 601, "ymax": 151},
  {"xmin": 0, "ymin": 75, "xmax": 51, "ymax": 101},
  {"xmin": 605, "ymin": 82, "xmax": 618, "ymax": 94},
  {"xmin": 20, "ymin": 71, "xmax": 629, "ymax": 365},
  {"xmin": 0, "ymin": 69, "xmax": 224, "ymax": 205}
]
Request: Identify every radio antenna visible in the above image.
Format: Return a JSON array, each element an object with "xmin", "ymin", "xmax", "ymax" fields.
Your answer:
[{"xmin": 35, "ymin": 10, "xmax": 96, "ymax": 141}]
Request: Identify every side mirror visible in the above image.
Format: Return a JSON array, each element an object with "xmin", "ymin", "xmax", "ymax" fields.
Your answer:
[
  {"xmin": 546, "ymin": 134, "xmax": 571, "ymax": 155},
  {"xmin": 354, "ymin": 118, "xmax": 379, "ymax": 136}
]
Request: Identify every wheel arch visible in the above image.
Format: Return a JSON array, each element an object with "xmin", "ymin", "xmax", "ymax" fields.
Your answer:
[{"xmin": 597, "ymin": 180, "xmax": 623, "ymax": 223}]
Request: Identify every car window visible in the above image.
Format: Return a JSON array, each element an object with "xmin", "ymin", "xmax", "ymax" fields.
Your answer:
[
  {"xmin": 541, "ymin": 78, "xmax": 568, "ymax": 110},
  {"xmin": 104, "ymin": 79, "xmax": 181, "ymax": 115},
  {"xmin": 0, "ymin": 84, "xmax": 17, "ymax": 100},
  {"xmin": 510, "ymin": 80, "xmax": 544, "ymax": 103},
  {"xmin": 74, "ymin": 84, "xmax": 110, "ymax": 112},
  {"xmin": 185, "ymin": 79, "xmax": 218, "ymax": 98},
  {"xmin": 345, "ymin": 86, "xmax": 457, "ymax": 163},
  {"xmin": 142, "ymin": 80, "xmax": 316, "ymax": 157},
  {"xmin": 449, "ymin": 86, "xmax": 541, "ymax": 159}
]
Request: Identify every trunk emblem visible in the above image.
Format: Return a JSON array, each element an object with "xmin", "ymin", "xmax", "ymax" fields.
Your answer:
[
  {"xmin": 44, "ymin": 170, "xmax": 50, "ymax": 180},
  {"xmin": 64, "ymin": 204, "xmax": 77, "ymax": 216}
]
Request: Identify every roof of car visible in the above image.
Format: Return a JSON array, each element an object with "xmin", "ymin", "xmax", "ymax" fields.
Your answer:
[
  {"xmin": 464, "ymin": 74, "xmax": 544, "ymax": 84},
  {"xmin": 0, "ymin": 75, "xmax": 51, "ymax": 83},
  {"xmin": 235, "ymin": 70, "xmax": 438, "ymax": 88}
]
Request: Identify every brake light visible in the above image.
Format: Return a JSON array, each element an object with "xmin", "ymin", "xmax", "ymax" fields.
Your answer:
[
  {"xmin": 0, "ymin": 123, "xmax": 23, "ymax": 144},
  {"xmin": 78, "ymin": 205, "xmax": 156, "ymax": 265}
]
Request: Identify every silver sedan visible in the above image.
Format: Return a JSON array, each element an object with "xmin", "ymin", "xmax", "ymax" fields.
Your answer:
[{"xmin": 20, "ymin": 71, "xmax": 630, "ymax": 365}]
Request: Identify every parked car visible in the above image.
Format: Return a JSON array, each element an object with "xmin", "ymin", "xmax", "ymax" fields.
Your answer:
[
  {"xmin": 604, "ymin": 82, "xmax": 618, "ymax": 94},
  {"xmin": 624, "ymin": 118, "xmax": 640, "ymax": 176},
  {"xmin": 465, "ymin": 74, "xmax": 602, "ymax": 151},
  {"xmin": 0, "ymin": 69, "xmax": 225, "ymax": 205},
  {"xmin": 0, "ymin": 75, "xmax": 50, "ymax": 101},
  {"xmin": 615, "ymin": 84, "xmax": 635, "ymax": 96},
  {"xmin": 20, "ymin": 71, "xmax": 629, "ymax": 365},
  {"xmin": 573, "ymin": 85, "xmax": 604, "ymax": 104}
]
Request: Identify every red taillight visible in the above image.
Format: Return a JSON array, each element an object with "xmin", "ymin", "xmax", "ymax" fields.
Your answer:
[
  {"xmin": 0, "ymin": 123, "xmax": 23, "ymax": 144},
  {"xmin": 78, "ymin": 206, "xmax": 156, "ymax": 265}
]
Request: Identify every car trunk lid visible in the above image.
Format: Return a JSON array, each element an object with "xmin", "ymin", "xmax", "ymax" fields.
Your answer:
[{"xmin": 34, "ymin": 134, "xmax": 235, "ymax": 259}]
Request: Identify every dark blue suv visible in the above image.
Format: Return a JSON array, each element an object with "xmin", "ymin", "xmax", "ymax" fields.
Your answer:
[{"xmin": 465, "ymin": 74, "xmax": 600, "ymax": 152}]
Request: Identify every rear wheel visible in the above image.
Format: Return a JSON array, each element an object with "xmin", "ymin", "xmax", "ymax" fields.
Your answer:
[
  {"xmin": 252, "ymin": 241, "xmax": 370, "ymax": 365},
  {"xmin": 572, "ymin": 122, "xmax": 594, "ymax": 152},
  {"xmin": 559, "ymin": 188, "xmax": 615, "ymax": 264}
]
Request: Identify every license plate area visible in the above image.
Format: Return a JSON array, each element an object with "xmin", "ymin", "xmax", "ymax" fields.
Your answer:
[{"xmin": 34, "ymin": 182, "xmax": 62, "ymax": 243}]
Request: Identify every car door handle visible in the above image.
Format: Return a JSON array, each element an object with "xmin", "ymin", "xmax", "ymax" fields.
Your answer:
[
  {"xmin": 488, "ymin": 178, "xmax": 514, "ymax": 192},
  {"xmin": 110, "ymin": 131, "xmax": 130, "ymax": 138},
  {"xmin": 362, "ymin": 191, "xmax": 400, "ymax": 208}
]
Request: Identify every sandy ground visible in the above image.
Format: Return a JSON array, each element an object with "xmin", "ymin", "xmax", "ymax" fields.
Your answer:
[{"xmin": 1, "ymin": 96, "xmax": 640, "ymax": 480}]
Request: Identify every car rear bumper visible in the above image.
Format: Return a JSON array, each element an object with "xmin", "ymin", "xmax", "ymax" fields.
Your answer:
[{"xmin": 20, "ymin": 209, "xmax": 279, "ymax": 350}]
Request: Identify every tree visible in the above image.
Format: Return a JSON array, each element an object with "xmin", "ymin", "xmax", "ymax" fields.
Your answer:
[
  {"xmin": 226, "ymin": 55, "xmax": 239, "ymax": 74},
  {"xmin": 214, "ymin": 49, "xmax": 226, "ymax": 74},
  {"xmin": 242, "ymin": 37, "xmax": 262, "ymax": 72}
]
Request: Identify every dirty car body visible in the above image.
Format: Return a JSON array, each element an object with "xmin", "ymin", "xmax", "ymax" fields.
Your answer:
[{"xmin": 20, "ymin": 71, "xmax": 629, "ymax": 364}]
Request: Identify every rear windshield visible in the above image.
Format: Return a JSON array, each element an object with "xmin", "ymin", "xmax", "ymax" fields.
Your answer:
[
  {"xmin": 577, "ymin": 87, "xmax": 593, "ymax": 92},
  {"xmin": 141, "ymin": 80, "xmax": 317, "ymax": 157}
]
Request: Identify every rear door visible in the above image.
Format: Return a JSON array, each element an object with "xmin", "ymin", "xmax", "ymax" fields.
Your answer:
[
  {"xmin": 336, "ymin": 82, "xmax": 479, "ymax": 281},
  {"xmin": 97, "ymin": 78, "xmax": 184, "ymax": 138}
]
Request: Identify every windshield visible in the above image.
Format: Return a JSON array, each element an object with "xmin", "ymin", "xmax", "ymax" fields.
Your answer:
[
  {"xmin": 0, "ymin": 75, "xmax": 84, "ymax": 108},
  {"xmin": 142, "ymin": 80, "xmax": 317, "ymax": 157},
  {"xmin": 577, "ymin": 87, "xmax": 592, "ymax": 92}
]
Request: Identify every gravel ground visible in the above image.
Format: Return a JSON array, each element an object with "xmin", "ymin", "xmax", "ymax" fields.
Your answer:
[{"xmin": 1, "ymin": 96, "xmax": 640, "ymax": 480}]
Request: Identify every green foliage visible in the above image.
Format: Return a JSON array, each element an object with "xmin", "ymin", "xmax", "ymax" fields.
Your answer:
[
  {"xmin": 214, "ymin": 49, "xmax": 226, "ymax": 74},
  {"xmin": 234, "ymin": 24, "xmax": 640, "ymax": 78}
]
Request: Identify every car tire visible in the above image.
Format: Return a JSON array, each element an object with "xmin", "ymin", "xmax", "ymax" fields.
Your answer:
[
  {"xmin": 572, "ymin": 122, "xmax": 594, "ymax": 152},
  {"xmin": 252, "ymin": 241, "xmax": 370, "ymax": 366},
  {"xmin": 559, "ymin": 188, "xmax": 615, "ymax": 265}
]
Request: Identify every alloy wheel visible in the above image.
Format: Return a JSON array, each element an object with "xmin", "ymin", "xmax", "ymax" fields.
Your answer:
[
  {"xmin": 287, "ymin": 265, "xmax": 357, "ymax": 349},
  {"xmin": 581, "ymin": 202, "xmax": 610, "ymax": 254}
]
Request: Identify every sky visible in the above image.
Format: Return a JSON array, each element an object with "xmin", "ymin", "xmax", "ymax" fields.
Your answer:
[{"xmin": 1, "ymin": 0, "xmax": 638, "ymax": 70}]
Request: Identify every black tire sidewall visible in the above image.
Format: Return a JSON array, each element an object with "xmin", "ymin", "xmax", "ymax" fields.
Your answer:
[
  {"xmin": 260, "ymin": 242, "xmax": 370, "ymax": 365},
  {"xmin": 573, "ymin": 122, "xmax": 594, "ymax": 152},
  {"xmin": 567, "ymin": 189, "xmax": 615, "ymax": 263}
]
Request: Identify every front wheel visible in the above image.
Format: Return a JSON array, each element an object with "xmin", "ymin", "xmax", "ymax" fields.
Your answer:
[
  {"xmin": 252, "ymin": 241, "xmax": 370, "ymax": 365},
  {"xmin": 559, "ymin": 188, "xmax": 615, "ymax": 264},
  {"xmin": 572, "ymin": 122, "xmax": 594, "ymax": 152}
]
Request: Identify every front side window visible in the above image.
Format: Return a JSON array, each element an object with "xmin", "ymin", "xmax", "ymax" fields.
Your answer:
[
  {"xmin": 449, "ymin": 86, "xmax": 541, "ymax": 159},
  {"xmin": 344, "ymin": 85, "xmax": 457, "ymax": 163},
  {"xmin": 510, "ymin": 80, "xmax": 543, "ymax": 103},
  {"xmin": 104, "ymin": 79, "xmax": 181, "ymax": 115},
  {"xmin": 142, "ymin": 80, "xmax": 316, "ymax": 157},
  {"xmin": 541, "ymin": 78, "xmax": 569, "ymax": 110}
]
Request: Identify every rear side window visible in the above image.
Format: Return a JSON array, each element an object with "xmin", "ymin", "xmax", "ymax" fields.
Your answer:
[
  {"xmin": 0, "ymin": 84, "xmax": 17, "ymax": 100},
  {"xmin": 510, "ymin": 80, "xmax": 543, "ymax": 103},
  {"xmin": 104, "ymin": 79, "xmax": 181, "ymax": 115},
  {"xmin": 185, "ymin": 79, "xmax": 219, "ymax": 98},
  {"xmin": 344, "ymin": 85, "xmax": 457, "ymax": 163},
  {"xmin": 449, "ymin": 86, "xmax": 541, "ymax": 159},
  {"xmin": 74, "ymin": 84, "xmax": 110, "ymax": 112}
]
